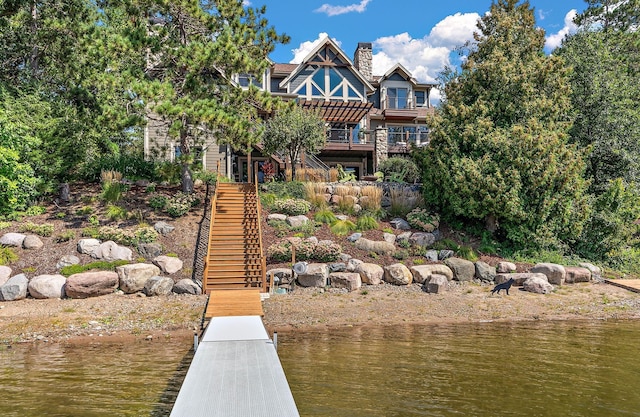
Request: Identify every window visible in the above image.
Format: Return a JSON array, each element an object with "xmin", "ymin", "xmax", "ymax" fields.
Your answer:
[
  {"xmin": 415, "ymin": 91, "xmax": 425, "ymax": 106},
  {"xmin": 387, "ymin": 88, "xmax": 408, "ymax": 109},
  {"xmin": 387, "ymin": 125, "xmax": 428, "ymax": 145},
  {"xmin": 238, "ymin": 74, "xmax": 262, "ymax": 89}
]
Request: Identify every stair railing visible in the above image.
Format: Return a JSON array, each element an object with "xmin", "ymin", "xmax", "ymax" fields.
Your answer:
[
  {"xmin": 203, "ymin": 161, "xmax": 221, "ymax": 292},
  {"xmin": 254, "ymin": 171, "xmax": 268, "ymax": 292}
]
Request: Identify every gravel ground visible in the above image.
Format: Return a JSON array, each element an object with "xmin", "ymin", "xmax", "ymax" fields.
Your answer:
[{"xmin": 2, "ymin": 280, "xmax": 639, "ymax": 345}]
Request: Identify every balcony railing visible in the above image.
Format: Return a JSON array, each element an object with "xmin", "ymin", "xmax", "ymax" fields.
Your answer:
[
  {"xmin": 326, "ymin": 128, "xmax": 372, "ymax": 145},
  {"xmin": 388, "ymin": 131, "xmax": 429, "ymax": 147}
]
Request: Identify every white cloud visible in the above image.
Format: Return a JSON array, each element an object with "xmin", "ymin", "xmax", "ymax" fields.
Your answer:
[
  {"xmin": 314, "ymin": 0, "xmax": 372, "ymax": 17},
  {"xmin": 545, "ymin": 9, "xmax": 578, "ymax": 51},
  {"xmin": 242, "ymin": 0, "xmax": 251, "ymax": 6},
  {"xmin": 289, "ymin": 33, "xmax": 342, "ymax": 64},
  {"xmin": 372, "ymin": 13, "xmax": 480, "ymax": 84}
]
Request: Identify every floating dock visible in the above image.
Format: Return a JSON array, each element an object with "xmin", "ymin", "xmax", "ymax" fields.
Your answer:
[
  {"xmin": 170, "ymin": 315, "xmax": 299, "ymax": 417},
  {"xmin": 605, "ymin": 279, "xmax": 640, "ymax": 294}
]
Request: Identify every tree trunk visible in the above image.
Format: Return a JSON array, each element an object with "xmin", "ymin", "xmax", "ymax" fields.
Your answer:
[
  {"xmin": 181, "ymin": 163, "xmax": 194, "ymax": 194},
  {"xmin": 59, "ymin": 183, "xmax": 70, "ymax": 203}
]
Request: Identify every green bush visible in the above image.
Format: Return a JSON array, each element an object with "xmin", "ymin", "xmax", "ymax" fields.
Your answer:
[
  {"xmin": 378, "ymin": 157, "xmax": 420, "ymax": 183},
  {"xmin": 54, "ymin": 230, "xmax": 76, "ymax": 243},
  {"xmin": 81, "ymin": 225, "xmax": 158, "ymax": 246},
  {"xmin": 0, "ymin": 247, "xmax": 18, "ymax": 265},
  {"xmin": 0, "ymin": 221, "xmax": 11, "ymax": 230},
  {"xmin": 273, "ymin": 198, "xmax": 311, "ymax": 216},
  {"xmin": 393, "ymin": 249, "xmax": 409, "ymax": 260},
  {"xmin": 407, "ymin": 208, "xmax": 440, "ymax": 232},
  {"xmin": 19, "ymin": 222, "xmax": 54, "ymax": 237},
  {"xmin": 106, "ymin": 204, "xmax": 129, "ymax": 221},
  {"xmin": 25, "ymin": 206, "xmax": 46, "ymax": 216},
  {"xmin": 78, "ymin": 153, "xmax": 159, "ymax": 183},
  {"xmin": 266, "ymin": 239, "xmax": 341, "ymax": 263},
  {"xmin": 60, "ymin": 260, "xmax": 130, "ymax": 277},
  {"xmin": 457, "ymin": 245, "xmax": 479, "ymax": 262},
  {"xmin": 314, "ymin": 209, "xmax": 338, "ymax": 224},
  {"xmin": 76, "ymin": 206, "xmax": 94, "ymax": 216},
  {"xmin": 134, "ymin": 226, "xmax": 159, "ymax": 244},
  {"xmin": 148, "ymin": 195, "xmax": 168, "ymax": 210},
  {"xmin": 261, "ymin": 181, "xmax": 306, "ymax": 199},
  {"xmin": 356, "ymin": 215, "xmax": 379, "ymax": 231},
  {"xmin": 0, "ymin": 143, "xmax": 40, "ymax": 215},
  {"xmin": 166, "ymin": 192, "xmax": 199, "ymax": 217},
  {"xmin": 101, "ymin": 181, "xmax": 126, "ymax": 203},
  {"xmin": 260, "ymin": 192, "xmax": 277, "ymax": 209}
]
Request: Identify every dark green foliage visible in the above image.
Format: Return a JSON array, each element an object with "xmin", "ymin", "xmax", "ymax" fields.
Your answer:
[
  {"xmin": 416, "ymin": 0, "xmax": 589, "ymax": 251},
  {"xmin": 378, "ymin": 157, "xmax": 420, "ymax": 183},
  {"xmin": 148, "ymin": 195, "xmax": 168, "ymax": 210},
  {"xmin": 78, "ymin": 154, "xmax": 159, "ymax": 183},
  {"xmin": 60, "ymin": 260, "xmax": 130, "ymax": 277},
  {"xmin": 101, "ymin": 182, "xmax": 126, "ymax": 203}
]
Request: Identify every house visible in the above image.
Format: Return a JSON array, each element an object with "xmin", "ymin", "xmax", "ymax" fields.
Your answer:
[{"xmin": 144, "ymin": 36, "xmax": 437, "ymax": 181}]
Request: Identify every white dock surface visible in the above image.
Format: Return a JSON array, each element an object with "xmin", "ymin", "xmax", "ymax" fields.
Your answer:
[{"xmin": 170, "ymin": 316, "xmax": 300, "ymax": 417}]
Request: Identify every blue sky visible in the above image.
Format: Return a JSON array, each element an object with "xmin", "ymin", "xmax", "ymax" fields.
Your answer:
[{"xmin": 247, "ymin": 0, "xmax": 586, "ymax": 89}]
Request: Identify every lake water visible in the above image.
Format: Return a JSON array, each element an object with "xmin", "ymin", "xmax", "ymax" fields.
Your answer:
[{"xmin": 1, "ymin": 321, "xmax": 639, "ymax": 416}]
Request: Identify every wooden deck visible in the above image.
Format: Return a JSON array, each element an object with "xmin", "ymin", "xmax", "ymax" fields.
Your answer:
[
  {"xmin": 205, "ymin": 289, "xmax": 264, "ymax": 318},
  {"xmin": 605, "ymin": 279, "xmax": 640, "ymax": 293}
]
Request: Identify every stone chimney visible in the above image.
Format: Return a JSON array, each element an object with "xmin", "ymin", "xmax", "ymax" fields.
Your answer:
[{"xmin": 354, "ymin": 42, "xmax": 372, "ymax": 81}]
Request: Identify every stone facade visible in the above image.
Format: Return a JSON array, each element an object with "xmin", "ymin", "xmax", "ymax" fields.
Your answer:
[
  {"xmin": 374, "ymin": 127, "xmax": 388, "ymax": 170},
  {"xmin": 354, "ymin": 42, "xmax": 373, "ymax": 81}
]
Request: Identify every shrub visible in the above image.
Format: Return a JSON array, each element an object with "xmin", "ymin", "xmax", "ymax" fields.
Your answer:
[
  {"xmin": 25, "ymin": 205, "xmax": 46, "ymax": 217},
  {"xmin": 166, "ymin": 192, "xmax": 199, "ymax": 217},
  {"xmin": 314, "ymin": 241, "xmax": 342, "ymax": 262},
  {"xmin": 0, "ymin": 221, "xmax": 11, "ymax": 230},
  {"xmin": 76, "ymin": 206, "xmax": 94, "ymax": 216},
  {"xmin": 261, "ymin": 181, "xmax": 306, "ymax": 199},
  {"xmin": 304, "ymin": 182, "xmax": 327, "ymax": 208},
  {"xmin": 378, "ymin": 157, "xmax": 420, "ymax": 183},
  {"xmin": 291, "ymin": 221, "xmax": 319, "ymax": 238},
  {"xmin": 267, "ymin": 240, "xmax": 292, "ymax": 262},
  {"xmin": 330, "ymin": 219, "xmax": 356, "ymax": 236},
  {"xmin": 337, "ymin": 195, "xmax": 356, "ymax": 215},
  {"xmin": 273, "ymin": 198, "xmax": 311, "ymax": 216},
  {"xmin": 148, "ymin": 195, "xmax": 168, "ymax": 210},
  {"xmin": 56, "ymin": 212, "xmax": 66, "ymax": 219},
  {"xmin": 101, "ymin": 170, "xmax": 123, "ymax": 183},
  {"xmin": 0, "ymin": 247, "xmax": 18, "ymax": 265},
  {"xmin": 19, "ymin": 222, "xmax": 54, "ymax": 237},
  {"xmin": 389, "ymin": 186, "xmax": 421, "ymax": 217},
  {"xmin": 260, "ymin": 193, "xmax": 277, "ymax": 209},
  {"xmin": 314, "ymin": 209, "xmax": 338, "ymax": 224},
  {"xmin": 134, "ymin": 226, "xmax": 159, "ymax": 244},
  {"xmin": 266, "ymin": 239, "xmax": 341, "ymax": 263},
  {"xmin": 393, "ymin": 249, "xmax": 409, "ymax": 260},
  {"xmin": 60, "ymin": 260, "xmax": 130, "ymax": 277},
  {"xmin": 106, "ymin": 204, "xmax": 129, "ymax": 221},
  {"xmin": 101, "ymin": 181, "xmax": 126, "ymax": 203},
  {"xmin": 266, "ymin": 219, "xmax": 290, "ymax": 238},
  {"xmin": 407, "ymin": 208, "xmax": 440, "ymax": 232},
  {"xmin": 356, "ymin": 215, "xmax": 379, "ymax": 231},
  {"xmin": 54, "ymin": 231, "xmax": 76, "ymax": 243},
  {"xmin": 78, "ymin": 153, "xmax": 159, "ymax": 183}
]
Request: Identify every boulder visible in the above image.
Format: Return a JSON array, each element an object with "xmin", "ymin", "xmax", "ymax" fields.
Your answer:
[
  {"xmin": 154, "ymin": 221, "xmax": 175, "ymax": 235},
  {"xmin": 116, "ymin": 263, "xmax": 161, "ymax": 293},
  {"xmin": 0, "ymin": 232, "xmax": 26, "ymax": 247},
  {"xmin": 438, "ymin": 250, "xmax": 455, "ymax": 260},
  {"xmin": 355, "ymin": 263, "xmax": 384, "ymax": 285},
  {"xmin": 0, "ymin": 266, "xmax": 12, "ymax": 286},
  {"xmin": 335, "ymin": 215, "xmax": 349, "ymax": 221},
  {"xmin": 328, "ymin": 263, "xmax": 347, "ymax": 273},
  {"xmin": 153, "ymin": 255, "xmax": 183, "ymax": 274},
  {"xmin": 424, "ymin": 250, "xmax": 438, "ymax": 262},
  {"xmin": 383, "ymin": 263, "xmax": 413, "ymax": 285},
  {"xmin": 396, "ymin": 231, "xmax": 412, "ymax": 243},
  {"xmin": 329, "ymin": 272, "xmax": 361, "ymax": 292},
  {"xmin": 28, "ymin": 274, "xmax": 67, "ymax": 299},
  {"xmin": 22, "ymin": 235, "xmax": 44, "ymax": 250},
  {"xmin": 579, "ymin": 262, "xmax": 601, "ymax": 279},
  {"xmin": 409, "ymin": 232, "xmax": 436, "ymax": 247},
  {"xmin": 410, "ymin": 264, "xmax": 454, "ymax": 284},
  {"xmin": 565, "ymin": 266, "xmax": 591, "ymax": 284},
  {"xmin": 496, "ymin": 261, "xmax": 517, "ymax": 273},
  {"xmin": 347, "ymin": 233, "xmax": 362, "ymax": 242},
  {"xmin": 296, "ymin": 263, "xmax": 329, "ymax": 288},
  {"xmin": 530, "ymin": 263, "xmax": 566, "ymax": 285},
  {"xmin": 474, "ymin": 261, "xmax": 497, "ymax": 282},
  {"xmin": 389, "ymin": 218, "xmax": 410, "ymax": 230},
  {"xmin": 383, "ymin": 233, "xmax": 396, "ymax": 244},
  {"xmin": 444, "ymin": 258, "xmax": 475, "ymax": 282},
  {"xmin": 172, "ymin": 279, "xmax": 202, "ymax": 295},
  {"xmin": 306, "ymin": 237, "xmax": 319, "ymax": 245},
  {"xmin": 339, "ymin": 253, "xmax": 352, "ymax": 263},
  {"xmin": 267, "ymin": 268, "xmax": 294, "ymax": 285},
  {"xmin": 143, "ymin": 276, "xmax": 174, "ymax": 296},
  {"xmin": 91, "ymin": 241, "xmax": 133, "ymax": 261},
  {"xmin": 56, "ymin": 255, "xmax": 80, "ymax": 270},
  {"xmin": 0, "ymin": 274, "xmax": 29, "ymax": 301},
  {"xmin": 346, "ymin": 258, "xmax": 364, "ymax": 272},
  {"xmin": 77, "ymin": 238, "xmax": 101, "ymax": 255},
  {"xmin": 267, "ymin": 213, "xmax": 287, "ymax": 222},
  {"xmin": 523, "ymin": 276, "xmax": 554, "ymax": 294},
  {"xmin": 495, "ymin": 272, "xmax": 546, "ymax": 287},
  {"xmin": 354, "ymin": 238, "xmax": 395, "ymax": 255},
  {"xmin": 286, "ymin": 215, "xmax": 309, "ymax": 228},
  {"xmin": 425, "ymin": 274, "xmax": 448, "ymax": 294},
  {"xmin": 65, "ymin": 271, "xmax": 118, "ymax": 299},
  {"xmin": 138, "ymin": 242, "xmax": 163, "ymax": 258}
]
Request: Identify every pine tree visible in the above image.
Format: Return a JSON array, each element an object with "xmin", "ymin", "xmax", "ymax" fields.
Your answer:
[{"xmin": 416, "ymin": 0, "xmax": 589, "ymax": 251}]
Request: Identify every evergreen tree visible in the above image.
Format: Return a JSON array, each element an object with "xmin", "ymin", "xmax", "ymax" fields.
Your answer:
[
  {"xmin": 415, "ymin": 0, "xmax": 589, "ymax": 251},
  {"xmin": 100, "ymin": 0, "xmax": 288, "ymax": 192}
]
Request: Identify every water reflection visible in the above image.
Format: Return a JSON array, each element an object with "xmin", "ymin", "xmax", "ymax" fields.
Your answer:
[{"xmin": 277, "ymin": 321, "xmax": 640, "ymax": 417}]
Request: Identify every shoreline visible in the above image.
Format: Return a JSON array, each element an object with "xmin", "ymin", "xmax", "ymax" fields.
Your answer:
[{"xmin": 2, "ymin": 280, "xmax": 640, "ymax": 346}]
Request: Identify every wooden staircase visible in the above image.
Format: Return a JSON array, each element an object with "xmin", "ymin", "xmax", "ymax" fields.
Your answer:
[{"xmin": 203, "ymin": 182, "xmax": 268, "ymax": 293}]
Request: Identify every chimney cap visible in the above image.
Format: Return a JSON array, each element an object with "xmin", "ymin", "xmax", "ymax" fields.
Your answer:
[{"xmin": 356, "ymin": 42, "xmax": 372, "ymax": 49}]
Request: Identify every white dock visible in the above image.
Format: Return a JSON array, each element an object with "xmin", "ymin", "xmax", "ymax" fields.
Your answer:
[{"xmin": 170, "ymin": 315, "xmax": 300, "ymax": 417}]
